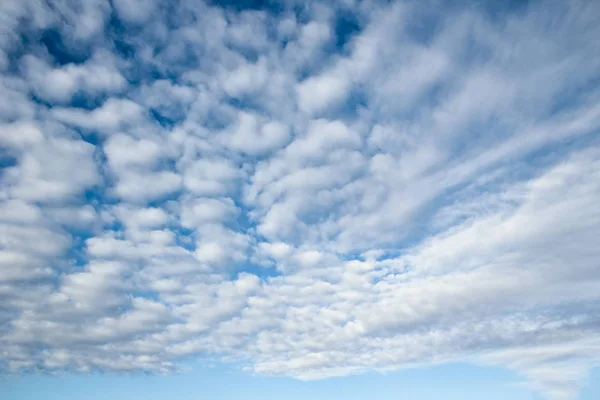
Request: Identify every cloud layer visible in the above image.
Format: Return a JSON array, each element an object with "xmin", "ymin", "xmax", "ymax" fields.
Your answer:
[{"xmin": 1, "ymin": 1, "xmax": 600, "ymax": 399}]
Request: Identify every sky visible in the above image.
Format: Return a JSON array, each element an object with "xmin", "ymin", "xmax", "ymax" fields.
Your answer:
[{"xmin": 0, "ymin": 0, "xmax": 599, "ymax": 399}]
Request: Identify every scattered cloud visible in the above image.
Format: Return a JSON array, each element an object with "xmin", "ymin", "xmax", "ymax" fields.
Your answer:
[{"xmin": 1, "ymin": 1, "xmax": 600, "ymax": 399}]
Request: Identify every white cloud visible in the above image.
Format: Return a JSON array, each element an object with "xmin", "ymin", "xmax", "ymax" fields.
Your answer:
[
  {"xmin": 4, "ymin": 136, "xmax": 100, "ymax": 202},
  {"xmin": 137, "ymin": 80, "xmax": 196, "ymax": 121},
  {"xmin": 1, "ymin": 1, "xmax": 600, "ymax": 399},
  {"xmin": 22, "ymin": 50, "xmax": 126, "ymax": 103},
  {"xmin": 0, "ymin": 121, "xmax": 43, "ymax": 149},
  {"xmin": 0, "ymin": 76, "xmax": 36, "ymax": 120},
  {"xmin": 104, "ymin": 133, "xmax": 163, "ymax": 170},
  {"xmin": 296, "ymin": 71, "xmax": 351, "ymax": 115},
  {"xmin": 180, "ymin": 197, "xmax": 239, "ymax": 227},
  {"xmin": 112, "ymin": 0, "xmax": 158, "ymax": 23},
  {"xmin": 223, "ymin": 111, "xmax": 291, "ymax": 155},
  {"xmin": 112, "ymin": 205, "xmax": 170, "ymax": 230},
  {"xmin": 52, "ymin": 98, "xmax": 145, "ymax": 133},
  {"xmin": 182, "ymin": 158, "xmax": 243, "ymax": 197},
  {"xmin": 113, "ymin": 170, "xmax": 181, "ymax": 203},
  {"xmin": 221, "ymin": 57, "xmax": 269, "ymax": 98}
]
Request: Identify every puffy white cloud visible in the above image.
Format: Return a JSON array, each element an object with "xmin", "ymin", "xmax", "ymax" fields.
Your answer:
[
  {"xmin": 1, "ymin": 1, "xmax": 600, "ymax": 399},
  {"xmin": 221, "ymin": 57, "xmax": 269, "ymax": 98},
  {"xmin": 0, "ymin": 121, "xmax": 43, "ymax": 149},
  {"xmin": 113, "ymin": 170, "xmax": 182, "ymax": 204},
  {"xmin": 22, "ymin": 50, "xmax": 126, "ymax": 103},
  {"xmin": 3, "ymin": 135, "xmax": 100, "ymax": 202},
  {"xmin": 52, "ymin": 98, "xmax": 145, "ymax": 133},
  {"xmin": 182, "ymin": 158, "xmax": 243, "ymax": 197},
  {"xmin": 297, "ymin": 71, "xmax": 351, "ymax": 115},
  {"xmin": 112, "ymin": 205, "xmax": 170, "ymax": 230},
  {"xmin": 136, "ymin": 80, "xmax": 196, "ymax": 121},
  {"xmin": 112, "ymin": 0, "xmax": 159, "ymax": 24},
  {"xmin": 104, "ymin": 133, "xmax": 164, "ymax": 170},
  {"xmin": 223, "ymin": 111, "xmax": 291, "ymax": 155},
  {"xmin": 180, "ymin": 197, "xmax": 239, "ymax": 227}
]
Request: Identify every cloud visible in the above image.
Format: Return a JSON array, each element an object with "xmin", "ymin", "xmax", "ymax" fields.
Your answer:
[
  {"xmin": 52, "ymin": 98, "xmax": 145, "ymax": 133},
  {"xmin": 297, "ymin": 71, "xmax": 352, "ymax": 115},
  {"xmin": 3, "ymin": 134, "xmax": 100, "ymax": 202},
  {"xmin": 21, "ymin": 50, "xmax": 126, "ymax": 103},
  {"xmin": 112, "ymin": 0, "xmax": 159, "ymax": 24},
  {"xmin": 222, "ymin": 111, "xmax": 291, "ymax": 155},
  {"xmin": 1, "ymin": 1, "xmax": 600, "ymax": 399}
]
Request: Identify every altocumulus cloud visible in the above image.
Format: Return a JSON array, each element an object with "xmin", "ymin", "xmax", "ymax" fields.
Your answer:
[{"xmin": 1, "ymin": 0, "xmax": 600, "ymax": 399}]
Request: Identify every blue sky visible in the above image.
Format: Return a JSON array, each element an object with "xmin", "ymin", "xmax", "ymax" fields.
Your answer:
[
  {"xmin": 1, "ymin": 0, "xmax": 600, "ymax": 399},
  {"xmin": 4, "ymin": 362, "xmax": 600, "ymax": 400}
]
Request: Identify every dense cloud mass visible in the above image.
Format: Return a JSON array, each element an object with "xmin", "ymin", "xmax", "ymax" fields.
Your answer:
[{"xmin": 1, "ymin": 0, "xmax": 600, "ymax": 399}]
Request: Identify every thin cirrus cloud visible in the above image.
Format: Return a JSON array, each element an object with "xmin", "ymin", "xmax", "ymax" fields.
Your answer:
[{"xmin": 0, "ymin": 1, "xmax": 599, "ymax": 399}]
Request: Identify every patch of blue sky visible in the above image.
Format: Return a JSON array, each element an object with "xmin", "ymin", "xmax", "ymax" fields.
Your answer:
[
  {"xmin": 0, "ymin": 362, "xmax": 544, "ymax": 400},
  {"xmin": 39, "ymin": 29, "xmax": 91, "ymax": 66},
  {"xmin": 332, "ymin": 7, "xmax": 362, "ymax": 51}
]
